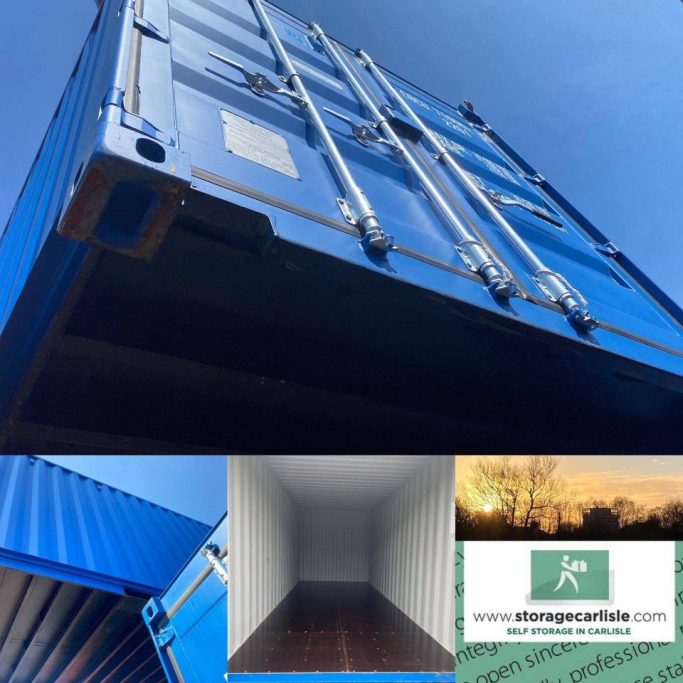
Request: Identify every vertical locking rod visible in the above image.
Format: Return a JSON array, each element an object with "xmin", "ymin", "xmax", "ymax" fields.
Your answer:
[
  {"xmin": 166, "ymin": 544, "xmax": 228, "ymax": 620},
  {"xmin": 248, "ymin": 0, "xmax": 392, "ymax": 252},
  {"xmin": 355, "ymin": 48, "xmax": 598, "ymax": 330},
  {"xmin": 309, "ymin": 23, "xmax": 517, "ymax": 300}
]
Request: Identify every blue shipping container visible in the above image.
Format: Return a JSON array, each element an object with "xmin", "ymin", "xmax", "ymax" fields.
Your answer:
[
  {"xmin": 1, "ymin": 0, "xmax": 682, "ymax": 454},
  {"xmin": 144, "ymin": 514, "xmax": 228, "ymax": 683},
  {"xmin": 0, "ymin": 455, "xmax": 211, "ymax": 682}
]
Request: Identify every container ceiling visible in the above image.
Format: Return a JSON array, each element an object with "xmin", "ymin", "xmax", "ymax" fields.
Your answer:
[{"xmin": 262, "ymin": 456, "xmax": 437, "ymax": 509}]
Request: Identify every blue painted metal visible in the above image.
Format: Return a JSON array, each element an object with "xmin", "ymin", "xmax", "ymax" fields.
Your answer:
[
  {"xmin": 0, "ymin": 0, "xmax": 682, "ymax": 453},
  {"xmin": 165, "ymin": 0, "xmax": 682, "ymax": 344},
  {"xmin": 144, "ymin": 514, "xmax": 227, "ymax": 683},
  {"xmin": 0, "ymin": 456, "xmax": 211, "ymax": 595},
  {"xmin": 228, "ymin": 674, "xmax": 455, "ymax": 682}
]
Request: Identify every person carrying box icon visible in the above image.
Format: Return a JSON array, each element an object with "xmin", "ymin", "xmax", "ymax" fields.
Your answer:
[{"xmin": 554, "ymin": 555, "xmax": 588, "ymax": 593}]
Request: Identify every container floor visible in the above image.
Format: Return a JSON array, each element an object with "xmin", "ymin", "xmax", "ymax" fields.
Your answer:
[{"xmin": 229, "ymin": 581, "xmax": 454, "ymax": 673}]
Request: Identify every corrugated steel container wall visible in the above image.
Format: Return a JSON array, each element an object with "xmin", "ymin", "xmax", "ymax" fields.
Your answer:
[
  {"xmin": 229, "ymin": 456, "xmax": 455, "ymax": 661},
  {"xmin": 0, "ymin": 456, "xmax": 211, "ymax": 594},
  {"xmin": 0, "ymin": 567, "xmax": 165, "ymax": 683},
  {"xmin": 0, "ymin": 2, "xmax": 113, "ymax": 331},
  {"xmin": 299, "ymin": 509, "xmax": 370, "ymax": 582},
  {"xmin": 371, "ymin": 457, "xmax": 455, "ymax": 655},
  {"xmin": 262, "ymin": 457, "xmax": 432, "ymax": 509},
  {"xmin": 144, "ymin": 514, "xmax": 228, "ymax": 683},
  {"xmin": 229, "ymin": 455, "xmax": 298, "ymax": 657}
]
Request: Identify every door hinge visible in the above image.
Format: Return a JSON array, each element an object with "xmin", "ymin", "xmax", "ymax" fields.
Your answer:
[
  {"xmin": 102, "ymin": 87, "xmax": 175, "ymax": 145},
  {"xmin": 120, "ymin": 110, "xmax": 175, "ymax": 145}
]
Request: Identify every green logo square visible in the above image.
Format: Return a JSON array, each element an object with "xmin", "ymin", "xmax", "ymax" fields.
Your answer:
[{"xmin": 530, "ymin": 550, "xmax": 610, "ymax": 601}]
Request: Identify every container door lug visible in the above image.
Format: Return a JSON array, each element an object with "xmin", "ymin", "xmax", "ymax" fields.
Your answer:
[
  {"xmin": 336, "ymin": 198, "xmax": 395, "ymax": 253},
  {"xmin": 534, "ymin": 270, "xmax": 599, "ymax": 331},
  {"xmin": 566, "ymin": 307, "xmax": 600, "ymax": 331},
  {"xmin": 456, "ymin": 241, "xmax": 518, "ymax": 299},
  {"xmin": 360, "ymin": 230, "xmax": 395, "ymax": 252}
]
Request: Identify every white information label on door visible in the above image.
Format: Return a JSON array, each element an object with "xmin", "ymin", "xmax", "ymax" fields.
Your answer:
[{"xmin": 220, "ymin": 110, "xmax": 299, "ymax": 179}]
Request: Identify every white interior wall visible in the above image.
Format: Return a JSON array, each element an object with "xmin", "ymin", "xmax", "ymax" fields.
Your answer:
[
  {"xmin": 230, "ymin": 455, "xmax": 455, "ymax": 658},
  {"xmin": 370, "ymin": 456, "xmax": 455, "ymax": 655},
  {"xmin": 299, "ymin": 509, "xmax": 370, "ymax": 582},
  {"xmin": 228, "ymin": 455, "xmax": 298, "ymax": 658}
]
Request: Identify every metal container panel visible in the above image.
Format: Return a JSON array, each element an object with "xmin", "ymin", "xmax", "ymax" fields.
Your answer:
[
  {"xmin": 299, "ymin": 509, "xmax": 370, "ymax": 582},
  {"xmin": 1, "ymin": 0, "xmax": 682, "ymax": 455},
  {"xmin": 170, "ymin": 0, "xmax": 683, "ymax": 349},
  {"xmin": 371, "ymin": 456, "xmax": 455, "ymax": 656},
  {"xmin": 229, "ymin": 456, "xmax": 455, "ymax": 668},
  {"xmin": 0, "ymin": 5, "xmax": 111, "ymax": 332},
  {"xmin": 144, "ymin": 514, "xmax": 227, "ymax": 683},
  {"xmin": 228, "ymin": 455, "xmax": 298, "ymax": 658},
  {"xmin": 0, "ymin": 456, "xmax": 211, "ymax": 595},
  {"xmin": 0, "ymin": 566, "xmax": 165, "ymax": 683},
  {"xmin": 262, "ymin": 456, "xmax": 432, "ymax": 509}
]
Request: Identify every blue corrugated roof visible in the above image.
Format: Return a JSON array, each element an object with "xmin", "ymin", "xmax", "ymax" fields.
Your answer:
[{"xmin": 0, "ymin": 455, "xmax": 212, "ymax": 595}]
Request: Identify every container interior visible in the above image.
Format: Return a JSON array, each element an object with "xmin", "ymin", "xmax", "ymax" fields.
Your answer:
[{"xmin": 228, "ymin": 456, "xmax": 455, "ymax": 674}]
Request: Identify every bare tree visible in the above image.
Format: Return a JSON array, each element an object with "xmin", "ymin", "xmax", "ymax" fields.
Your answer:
[
  {"xmin": 661, "ymin": 500, "xmax": 683, "ymax": 530},
  {"xmin": 552, "ymin": 498, "xmax": 577, "ymax": 534},
  {"xmin": 455, "ymin": 499, "xmax": 477, "ymax": 538},
  {"xmin": 459, "ymin": 456, "xmax": 683, "ymax": 541},
  {"xmin": 610, "ymin": 497, "xmax": 647, "ymax": 527},
  {"xmin": 470, "ymin": 457, "xmax": 523, "ymax": 529},
  {"xmin": 468, "ymin": 456, "xmax": 564, "ymax": 533},
  {"xmin": 519, "ymin": 456, "xmax": 563, "ymax": 529}
]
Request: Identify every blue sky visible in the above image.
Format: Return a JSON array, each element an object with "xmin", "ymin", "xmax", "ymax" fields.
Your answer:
[
  {"xmin": 40, "ymin": 455, "xmax": 227, "ymax": 525},
  {"xmin": 3, "ymin": 0, "xmax": 682, "ymax": 312}
]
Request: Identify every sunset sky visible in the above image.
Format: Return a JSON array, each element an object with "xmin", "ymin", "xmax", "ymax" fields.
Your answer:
[{"xmin": 456, "ymin": 456, "xmax": 683, "ymax": 508}]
